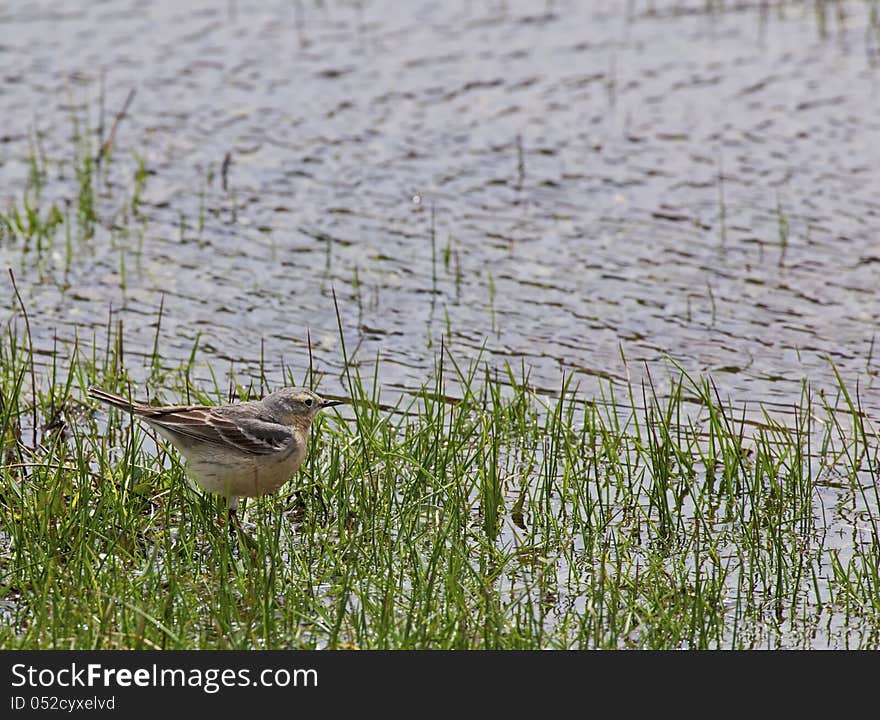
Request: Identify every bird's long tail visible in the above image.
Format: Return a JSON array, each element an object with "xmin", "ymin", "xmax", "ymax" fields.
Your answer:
[{"xmin": 88, "ymin": 386, "xmax": 142, "ymax": 413}]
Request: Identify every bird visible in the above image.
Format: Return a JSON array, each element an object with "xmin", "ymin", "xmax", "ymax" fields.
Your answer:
[{"xmin": 88, "ymin": 385, "xmax": 343, "ymax": 526}]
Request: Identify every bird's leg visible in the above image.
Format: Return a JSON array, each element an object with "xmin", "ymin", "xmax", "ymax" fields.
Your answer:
[
  {"xmin": 227, "ymin": 496, "xmax": 241, "ymax": 537},
  {"xmin": 227, "ymin": 497, "xmax": 259, "ymax": 551}
]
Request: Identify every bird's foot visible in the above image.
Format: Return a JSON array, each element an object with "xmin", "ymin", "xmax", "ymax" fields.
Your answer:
[{"xmin": 228, "ymin": 505, "xmax": 259, "ymax": 552}]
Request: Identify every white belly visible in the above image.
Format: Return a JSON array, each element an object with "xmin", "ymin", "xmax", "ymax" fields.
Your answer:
[{"xmin": 183, "ymin": 445, "xmax": 308, "ymax": 498}]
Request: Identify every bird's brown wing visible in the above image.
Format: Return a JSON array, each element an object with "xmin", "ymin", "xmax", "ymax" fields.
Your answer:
[{"xmin": 143, "ymin": 406, "xmax": 294, "ymax": 456}]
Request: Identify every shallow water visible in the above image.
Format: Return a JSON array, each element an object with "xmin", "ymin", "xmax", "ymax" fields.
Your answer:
[
  {"xmin": 3, "ymin": 0, "xmax": 880, "ymax": 412},
  {"xmin": 2, "ymin": 1, "xmax": 880, "ymax": 648}
]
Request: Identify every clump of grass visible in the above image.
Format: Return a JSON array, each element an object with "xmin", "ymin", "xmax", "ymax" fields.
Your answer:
[
  {"xmin": 131, "ymin": 154, "xmax": 148, "ymax": 220},
  {"xmin": 2, "ymin": 90, "xmax": 145, "ymax": 272},
  {"xmin": 0, "ymin": 197, "xmax": 65, "ymax": 256},
  {"xmin": 0, "ymin": 130, "xmax": 64, "ymax": 256},
  {"xmin": 71, "ymin": 105, "xmax": 97, "ymax": 240}
]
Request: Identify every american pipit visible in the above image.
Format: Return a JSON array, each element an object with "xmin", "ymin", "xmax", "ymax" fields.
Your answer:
[{"xmin": 88, "ymin": 385, "xmax": 342, "ymax": 523}]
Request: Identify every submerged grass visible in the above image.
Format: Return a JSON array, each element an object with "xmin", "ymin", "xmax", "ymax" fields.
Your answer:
[{"xmin": 0, "ymin": 309, "xmax": 878, "ymax": 649}]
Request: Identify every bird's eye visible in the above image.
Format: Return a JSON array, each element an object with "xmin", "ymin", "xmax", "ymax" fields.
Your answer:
[{"xmin": 304, "ymin": 398, "xmax": 314, "ymax": 407}]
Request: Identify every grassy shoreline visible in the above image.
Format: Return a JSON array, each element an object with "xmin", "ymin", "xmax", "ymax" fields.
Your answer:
[{"xmin": 1, "ymin": 314, "xmax": 878, "ymax": 649}]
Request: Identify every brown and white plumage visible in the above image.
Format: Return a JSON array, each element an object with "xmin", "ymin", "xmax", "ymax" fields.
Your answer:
[{"xmin": 88, "ymin": 385, "xmax": 342, "ymax": 509}]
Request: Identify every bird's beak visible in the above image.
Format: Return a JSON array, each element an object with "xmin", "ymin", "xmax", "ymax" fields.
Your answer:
[{"xmin": 322, "ymin": 398, "xmax": 345, "ymax": 408}]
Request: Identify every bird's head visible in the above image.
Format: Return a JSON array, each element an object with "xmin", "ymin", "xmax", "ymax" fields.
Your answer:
[{"xmin": 266, "ymin": 387, "xmax": 344, "ymax": 428}]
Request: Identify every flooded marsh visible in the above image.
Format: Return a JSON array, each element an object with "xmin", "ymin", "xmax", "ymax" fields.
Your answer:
[{"xmin": 1, "ymin": 1, "xmax": 880, "ymax": 648}]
